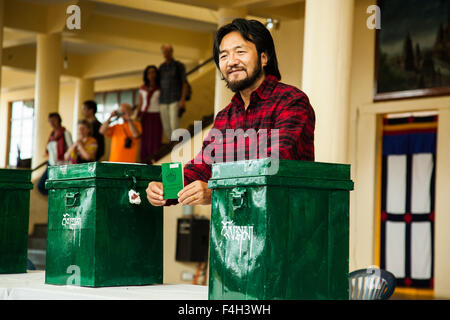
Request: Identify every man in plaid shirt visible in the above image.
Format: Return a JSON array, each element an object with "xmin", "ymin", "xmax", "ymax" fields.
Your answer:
[{"xmin": 147, "ymin": 18, "xmax": 315, "ymax": 207}]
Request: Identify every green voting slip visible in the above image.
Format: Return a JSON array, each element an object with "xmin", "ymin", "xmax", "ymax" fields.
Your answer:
[{"xmin": 162, "ymin": 162, "xmax": 184, "ymax": 199}]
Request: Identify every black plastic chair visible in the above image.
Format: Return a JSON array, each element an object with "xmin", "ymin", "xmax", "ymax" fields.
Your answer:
[{"xmin": 349, "ymin": 268, "xmax": 396, "ymax": 300}]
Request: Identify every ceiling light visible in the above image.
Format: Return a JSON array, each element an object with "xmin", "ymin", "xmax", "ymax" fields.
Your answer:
[{"xmin": 265, "ymin": 18, "xmax": 279, "ymax": 30}]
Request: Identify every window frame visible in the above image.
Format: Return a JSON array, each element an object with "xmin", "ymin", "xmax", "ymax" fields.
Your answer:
[
  {"xmin": 7, "ymin": 99, "xmax": 35, "ymax": 168},
  {"xmin": 94, "ymin": 87, "xmax": 139, "ymax": 123}
]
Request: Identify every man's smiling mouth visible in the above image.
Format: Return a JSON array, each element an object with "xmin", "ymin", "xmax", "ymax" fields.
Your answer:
[{"xmin": 228, "ymin": 69, "xmax": 245, "ymax": 75}]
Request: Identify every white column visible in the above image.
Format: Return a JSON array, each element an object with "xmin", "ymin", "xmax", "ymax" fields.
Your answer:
[
  {"xmin": 72, "ymin": 78, "xmax": 94, "ymax": 140},
  {"xmin": 0, "ymin": 0, "xmax": 4, "ymax": 89},
  {"xmin": 0, "ymin": 0, "xmax": 6, "ymax": 168},
  {"xmin": 302, "ymin": 0, "xmax": 354, "ymax": 163},
  {"xmin": 32, "ymin": 33, "xmax": 62, "ymax": 174},
  {"xmin": 214, "ymin": 8, "xmax": 247, "ymax": 117}
]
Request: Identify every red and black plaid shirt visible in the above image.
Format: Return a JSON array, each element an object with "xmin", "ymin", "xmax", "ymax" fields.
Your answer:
[{"xmin": 183, "ymin": 74, "xmax": 315, "ymax": 185}]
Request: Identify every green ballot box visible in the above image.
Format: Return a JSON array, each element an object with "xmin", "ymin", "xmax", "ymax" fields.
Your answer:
[
  {"xmin": 208, "ymin": 158, "xmax": 354, "ymax": 300},
  {"xmin": 45, "ymin": 162, "xmax": 163, "ymax": 287},
  {"xmin": 0, "ymin": 169, "xmax": 33, "ymax": 274}
]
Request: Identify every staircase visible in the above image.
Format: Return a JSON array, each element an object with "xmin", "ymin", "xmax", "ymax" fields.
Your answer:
[{"xmin": 27, "ymin": 223, "xmax": 47, "ymax": 270}]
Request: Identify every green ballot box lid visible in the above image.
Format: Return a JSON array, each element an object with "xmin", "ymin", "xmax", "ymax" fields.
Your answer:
[
  {"xmin": 209, "ymin": 158, "xmax": 354, "ymax": 191},
  {"xmin": 47, "ymin": 162, "xmax": 161, "ymax": 182},
  {"xmin": 0, "ymin": 168, "xmax": 33, "ymax": 190}
]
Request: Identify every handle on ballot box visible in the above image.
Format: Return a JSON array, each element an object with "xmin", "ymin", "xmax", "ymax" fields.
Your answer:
[
  {"xmin": 230, "ymin": 187, "xmax": 247, "ymax": 211},
  {"xmin": 124, "ymin": 169, "xmax": 139, "ymax": 190},
  {"xmin": 65, "ymin": 192, "xmax": 80, "ymax": 207}
]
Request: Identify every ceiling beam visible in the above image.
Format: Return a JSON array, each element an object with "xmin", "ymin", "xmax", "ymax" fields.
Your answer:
[
  {"xmin": 91, "ymin": 0, "xmax": 218, "ymax": 24},
  {"xmin": 3, "ymin": 28, "xmax": 36, "ymax": 48},
  {"xmin": 63, "ymin": 13, "xmax": 212, "ymax": 59},
  {"xmin": 160, "ymin": 0, "xmax": 231, "ymax": 10},
  {"xmin": 230, "ymin": 0, "xmax": 303, "ymax": 9},
  {"xmin": 3, "ymin": 44, "xmax": 84, "ymax": 78},
  {"xmin": 4, "ymin": 0, "xmax": 48, "ymax": 34},
  {"xmin": 164, "ymin": 0, "xmax": 303, "ymax": 20}
]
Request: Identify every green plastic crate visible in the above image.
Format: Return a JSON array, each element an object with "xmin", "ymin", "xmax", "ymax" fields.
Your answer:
[
  {"xmin": 45, "ymin": 162, "xmax": 163, "ymax": 287},
  {"xmin": 207, "ymin": 158, "xmax": 354, "ymax": 300},
  {"xmin": 0, "ymin": 169, "xmax": 33, "ymax": 274}
]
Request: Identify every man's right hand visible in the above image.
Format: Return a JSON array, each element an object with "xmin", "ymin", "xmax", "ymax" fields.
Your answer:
[{"xmin": 146, "ymin": 181, "xmax": 167, "ymax": 206}]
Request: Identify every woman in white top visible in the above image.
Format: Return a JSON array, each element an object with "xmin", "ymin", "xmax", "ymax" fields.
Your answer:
[
  {"xmin": 37, "ymin": 112, "xmax": 72, "ymax": 195},
  {"xmin": 138, "ymin": 65, "xmax": 162, "ymax": 163}
]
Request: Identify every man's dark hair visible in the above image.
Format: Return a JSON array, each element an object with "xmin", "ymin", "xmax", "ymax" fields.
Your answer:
[
  {"xmin": 213, "ymin": 18, "xmax": 281, "ymax": 80},
  {"xmin": 83, "ymin": 100, "xmax": 97, "ymax": 114},
  {"xmin": 143, "ymin": 65, "xmax": 160, "ymax": 87},
  {"xmin": 48, "ymin": 112, "xmax": 62, "ymax": 125}
]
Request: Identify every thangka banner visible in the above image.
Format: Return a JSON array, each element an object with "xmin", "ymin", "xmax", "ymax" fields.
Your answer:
[{"xmin": 380, "ymin": 115, "xmax": 437, "ymax": 288}]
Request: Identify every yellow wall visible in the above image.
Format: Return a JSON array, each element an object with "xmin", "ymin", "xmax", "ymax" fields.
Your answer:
[
  {"xmin": 350, "ymin": 0, "xmax": 450, "ymax": 298},
  {"xmin": 271, "ymin": 16, "xmax": 304, "ymax": 89},
  {"xmin": 179, "ymin": 63, "xmax": 216, "ymax": 130}
]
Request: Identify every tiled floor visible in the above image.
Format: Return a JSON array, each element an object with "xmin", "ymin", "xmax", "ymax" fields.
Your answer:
[{"xmin": 390, "ymin": 288, "xmax": 436, "ymax": 300}]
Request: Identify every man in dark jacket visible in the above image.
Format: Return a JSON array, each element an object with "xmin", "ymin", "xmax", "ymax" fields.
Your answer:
[
  {"xmin": 82, "ymin": 100, "xmax": 105, "ymax": 161},
  {"xmin": 158, "ymin": 44, "xmax": 188, "ymax": 140}
]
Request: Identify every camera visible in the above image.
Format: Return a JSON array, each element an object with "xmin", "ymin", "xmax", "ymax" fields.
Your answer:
[
  {"xmin": 124, "ymin": 137, "xmax": 132, "ymax": 149},
  {"xmin": 110, "ymin": 110, "xmax": 124, "ymax": 122}
]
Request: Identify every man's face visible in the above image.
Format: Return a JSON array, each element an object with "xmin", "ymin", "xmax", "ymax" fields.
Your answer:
[
  {"xmin": 161, "ymin": 45, "xmax": 173, "ymax": 60},
  {"xmin": 120, "ymin": 103, "xmax": 132, "ymax": 117},
  {"xmin": 81, "ymin": 105, "xmax": 91, "ymax": 118},
  {"xmin": 218, "ymin": 31, "xmax": 267, "ymax": 92}
]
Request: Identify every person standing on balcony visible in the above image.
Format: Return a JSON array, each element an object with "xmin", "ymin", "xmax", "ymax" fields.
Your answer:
[
  {"xmin": 81, "ymin": 100, "xmax": 105, "ymax": 161},
  {"xmin": 99, "ymin": 103, "xmax": 142, "ymax": 163},
  {"xmin": 37, "ymin": 112, "xmax": 73, "ymax": 195},
  {"xmin": 147, "ymin": 18, "xmax": 315, "ymax": 207},
  {"xmin": 137, "ymin": 65, "xmax": 162, "ymax": 163},
  {"xmin": 158, "ymin": 44, "xmax": 188, "ymax": 141}
]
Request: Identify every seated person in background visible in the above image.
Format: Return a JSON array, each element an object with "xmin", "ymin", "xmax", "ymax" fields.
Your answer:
[
  {"xmin": 99, "ymin": 103, "xmax": 142, "ymax": 163},
  {"xmin": 81, "ymin": 100, "xmax": 105, "ymax": 161},
  {"xmin": 64, "ymin": 120, "xmax": 98, "ymax": 164}
]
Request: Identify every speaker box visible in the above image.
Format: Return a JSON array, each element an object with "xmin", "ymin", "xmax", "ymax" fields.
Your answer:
[{"xmin": 176, "ymin": 217, "xmax": 210, "ymax": 262}]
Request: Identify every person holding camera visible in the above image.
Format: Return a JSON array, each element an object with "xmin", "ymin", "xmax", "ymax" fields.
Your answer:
[{"xmin": 99, "ymin": 103, "xmax": 142, "ymax": 163}]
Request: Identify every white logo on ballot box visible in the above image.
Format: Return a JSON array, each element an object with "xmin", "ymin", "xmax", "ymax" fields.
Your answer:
[
  {"xmin": 62, "ymin": 213, "xmax": 81, "ymax": 230},
  {"xmin": 221, "ymin": 220, "xmax": 254, "ymax": 259}
]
